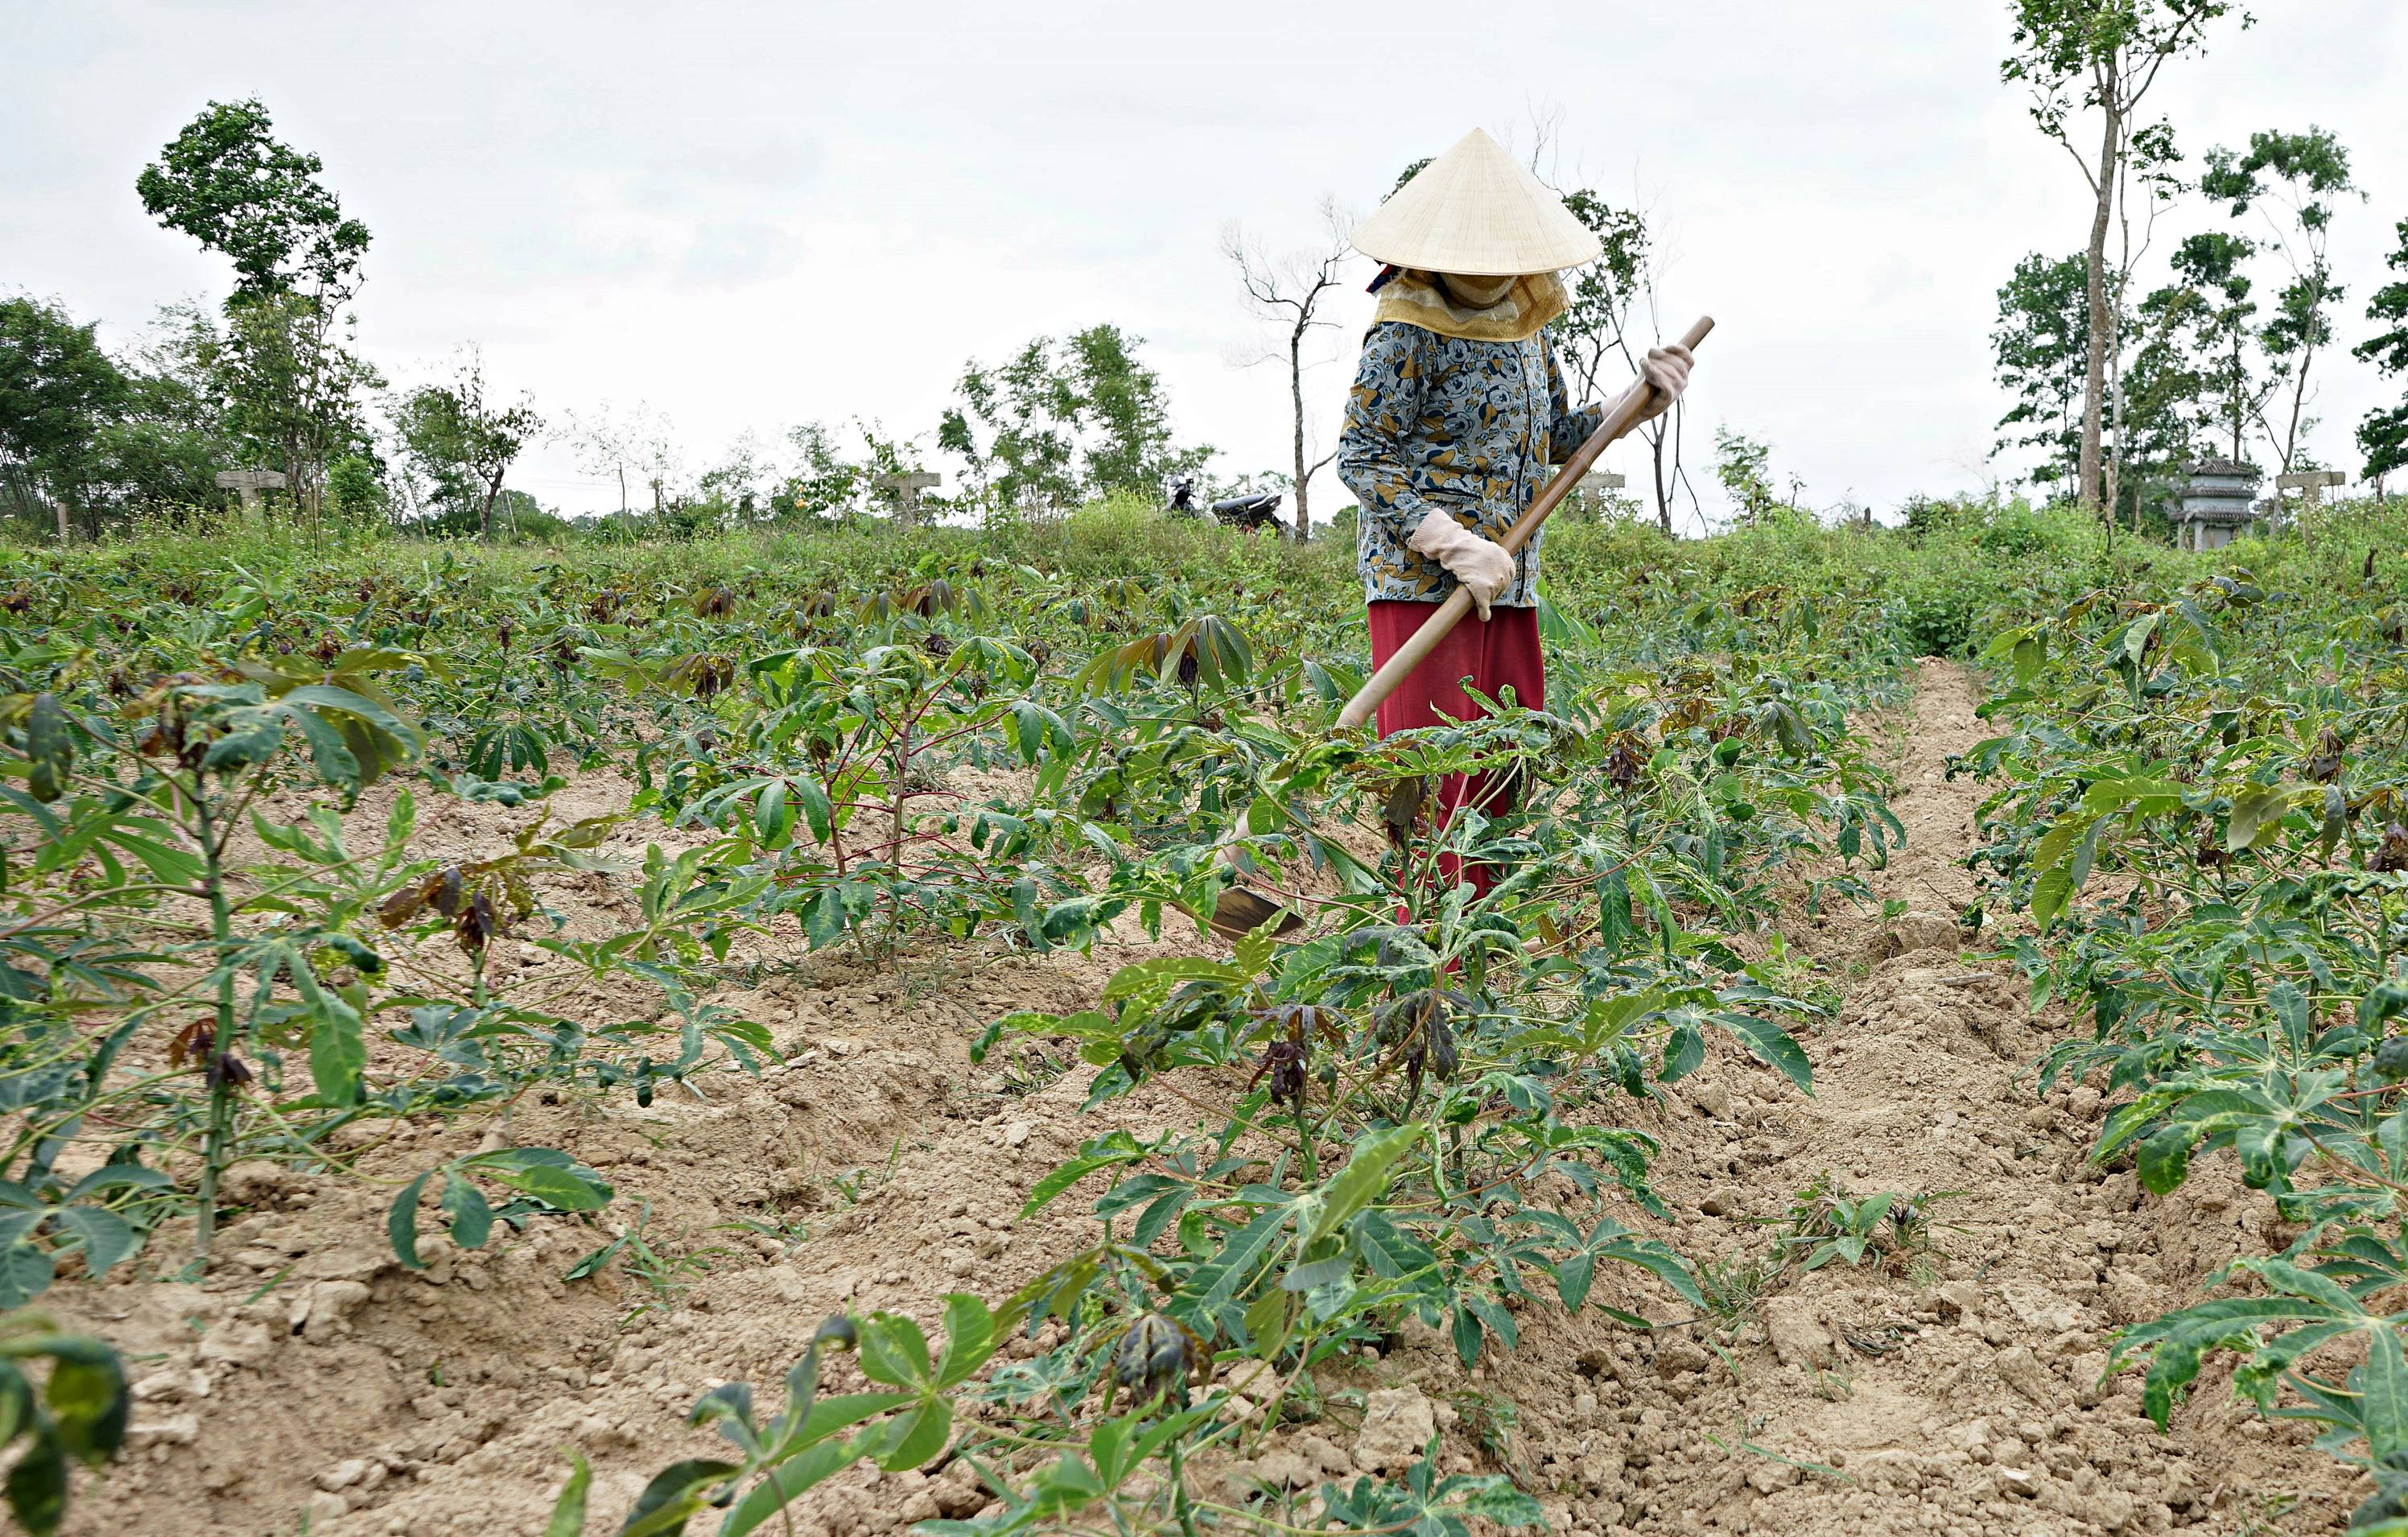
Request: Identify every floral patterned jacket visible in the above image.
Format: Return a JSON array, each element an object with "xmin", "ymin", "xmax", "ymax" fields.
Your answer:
[{"xmin": 1337, "ymin": 320, "xmax": 1601, "ymax": 608}]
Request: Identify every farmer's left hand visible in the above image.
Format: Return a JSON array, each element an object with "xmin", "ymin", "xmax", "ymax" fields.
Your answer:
[{"xmin": 1635, "ymin": 344, "xmax": 1693, "ymax": 422}]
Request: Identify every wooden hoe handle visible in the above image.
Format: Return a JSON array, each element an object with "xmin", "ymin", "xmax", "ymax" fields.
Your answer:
[{"xmin": 1334, "ymin": 315, "xmax": 1717, "ymax": 731}]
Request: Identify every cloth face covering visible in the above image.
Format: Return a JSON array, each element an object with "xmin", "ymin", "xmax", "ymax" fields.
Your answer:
[{"xmin": 1371, "ymin": 268, "xmax": 1568, "ymax": 344}]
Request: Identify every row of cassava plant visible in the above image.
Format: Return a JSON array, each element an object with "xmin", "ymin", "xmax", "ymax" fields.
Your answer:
[
  {"xmin": 1954, "ymin": 506, "xmax": 2408, "ymax": 1533},
  {"xmin": 0, "ymin": 621, "xmax": 777, "ymax": 1303}
]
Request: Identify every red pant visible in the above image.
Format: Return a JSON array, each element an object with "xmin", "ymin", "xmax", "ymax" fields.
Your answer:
[{"xmin": 1367, "ymin": 600, "xmax": 1545, "ymax": 896}]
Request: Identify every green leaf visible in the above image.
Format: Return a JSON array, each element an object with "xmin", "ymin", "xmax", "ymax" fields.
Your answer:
[
  {"xmin": 47, "ymin": 1208, "xmax": 136, "ymax": 1279},
  {"xmin": 4, "ymin": 1419, "xmax": 66, "ymax": 1537},
  {"xmin": 23, "ymin": 693, "xmax": 70, "ymax": 804},
  {"xmin": 0, "ymin": 1244, "xmax": 56, "ymax": 1309},
  {"xmin": 795, "ymin": 776, "xmax": 833, "ymax": 844},
  {"xmin": 752, "ymin": 779, "xmax": 792, "ymax": 846},
  {"xmin": 563, "ymin": 1237, "xmax": 626, "ymax": 1283},
  {"xmin": 544, "ymin": 1450, "xmax": 592, "ymax": 1537},
  {"xmin": 717, "ymin": 1432, "xmax": 876, "ymax": 1537},
  {"xmin": 1353, "ymin": 1209, "xmax": 1438, "ymax": 1279},
  {"xmin": 442, "ymin": 1172, "xmax": 494, "ymax": 1251},
  {"xmin": 280, "ymin": 683, "xmax": 423, "ymax": 754},
  {"xmin": 1020, "ymin": 1142, "xmax": 1145, "ymax": 1218},
  {"xmin": 486, "ymin": 1160, "xmax": 614, "ymax": 1213},
  {"xmin": 42, "ymin": 1345, "xmax": 125, "ymax": 1465},
  {"xmin": 1598, "ymin": 1239, "xmax": 1706, "ymax": 1310},
  {"xmin": 876, "ymin": 1399, "xmax": 952, "ymax": 1472},
  {"xmin": 2226, "ymin": 783, "xmax": 2300, "ymax": 854},
  {"xmin": 1183, "ymin": 1205, "xmax": 1292, "ymax": 1319},
  {"xmin": 933, "ymin": 1293, "xmax": 996, "ymax": 1389},
  {"xmin": 2361, "ymin": 1311, "xmax": 2408, "ymax": 1467},
  {"xmin": 2030, "ymin": 812, "xmax": 2095, "ymax": 873},
  {"xmin": 389, "ymin": 1172, "xmax": 432, "ymax": 1269},
  {"xmin": 2030, "ymin": 865, "xmax": 2072, "ymax": 929},
  {"xmin": 294, "ymin": 956, "xmax": 366, "ymax": 1105},
  {"xmin": 1297, "ymin": 1123, "xmax": 1423, "ymax": 1252},
  {"xmin": 616, "ymin": 1457, "xmax": 739, "ymax": 1537},
  {"xmin": 1717, "ymin": 1013, "xmax": 1813, "ymax": 1094},
  {"xmin": 856, "ymin": 1313, "xmax": 932, "ymax": 1390},
  {"xmin": 1100, "ymin": 957, "xmax": 1241, "ymax": 1005}
]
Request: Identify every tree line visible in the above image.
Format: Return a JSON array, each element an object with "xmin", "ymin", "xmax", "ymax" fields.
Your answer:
[
  {"xmin": 0, "ymin": 100, "xmax": 1248, "ymax": 544},
  {"xmin": 1994, "ymin": 0, "xmax": 2408, "ymax": 521}
]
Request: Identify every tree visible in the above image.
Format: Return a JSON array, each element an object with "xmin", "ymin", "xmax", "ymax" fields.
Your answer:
[
  {"xmin": 563, "ymin": 402, "xmax": 666, "ymax": 532},
  {"xmin": 394, "ymin": 352, "xmax": 542, "ymax": 542},
  {"xmin": 939, "ymin": 326, "xmax": 1209, "ymax": 517},
  {"xmin": 2201, "ymin": 126, "xmax": 2360, "ymax": 472},
  {"xmin": 781, "ymin": 422, "xmax": 869, "ymax": 521},
  {"xmin": 2155, "ymin": 231, "xmax": 2260, "ymax": 462},
  {"xmin": 2101, "ymin": 121, "xmax": 2186, "ymax": 519},
  {"xmin": 2002, "ymin": 0, "xmax": 2246, "ymax": 511},
  {"xmin": 1224, "ymin": 200, "xmax": 1353, "ymax": 540},
  {"xmin": 135, "ymin": 98, "xmax": 367, "ymax": 299},
  {"xmin": 1713, "ymin": 428, "xmax": 1780, "ymax": 525},
  {"xmin": 2117, "ymin": 282, "xmax": 2208, "ymax": 509},
  {"xmin": 2356, "ymin": 218, "xmax": 2408, "ymax": 497},
  {"xmin": 1066, "ymin": 325, "xmax": 1202, "ymax": 497},
  {"xmin": 1994, "ymin": 247, "xmax": 2201, "ymax": 520},
  {"xmin": 1993, "ymin": 253, "xmax": 2092, "ymax": 489},
  {"xmin": 1551, "ymin": 192, "xmax": 1651, "ymax": 408},
  {"xmin": 0, "ymin": 296, "xmax": 130, "ymax": 538},
  {"xmin": 137, "ymin": 99, "xmax": 377, "ymax": 515},
  {"xmin": 1549, "ymin": 187, "xmax": 1678, "ymax": 531},
  {"xmin": 93, "ymin": 303, "xmax": 242, "ymax": 517}
]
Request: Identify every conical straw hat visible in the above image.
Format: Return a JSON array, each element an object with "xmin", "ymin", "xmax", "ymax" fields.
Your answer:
[{"xmin": 1352, "ymin": 128, "xmax": 1602, "ymax": 276}]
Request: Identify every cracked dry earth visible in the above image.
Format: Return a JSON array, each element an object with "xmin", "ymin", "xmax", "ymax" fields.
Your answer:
[{"xmin": 46, "ymin": 661, "xmax": 2365, "ymax": 1535}]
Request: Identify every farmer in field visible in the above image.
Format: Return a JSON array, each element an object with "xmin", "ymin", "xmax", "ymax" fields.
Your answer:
[{"xmin": 1338, "ymin": 127, "xmax": 1689, "ymax": 892}]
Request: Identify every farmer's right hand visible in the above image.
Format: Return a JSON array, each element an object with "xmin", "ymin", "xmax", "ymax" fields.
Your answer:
[
  {"xmin": 1635, "ymin": 344, "xmax": 1693, "ymax": 423},
  {"xmin": 1407, "ymin": 509, "xmax": 1514, "ymax": 620}
]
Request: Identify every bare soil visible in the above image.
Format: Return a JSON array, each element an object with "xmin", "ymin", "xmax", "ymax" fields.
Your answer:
[{"xmin": 46, "ymin": 661, "xmax": 2362, "ymax": 1535}]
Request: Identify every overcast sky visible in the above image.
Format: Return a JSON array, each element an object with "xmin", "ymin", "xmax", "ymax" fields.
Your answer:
[{"xmin": 5, "ymin": 0, "xmax": 2405, "ymax": 530}]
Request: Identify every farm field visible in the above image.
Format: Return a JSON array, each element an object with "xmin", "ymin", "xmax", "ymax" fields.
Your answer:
[{"xmin": 2, "ymin": 501, "xmax": 2406, "ymax": 1535}]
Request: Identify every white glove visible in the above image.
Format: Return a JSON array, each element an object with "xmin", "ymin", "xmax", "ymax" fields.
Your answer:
[
  {"xmin": 1635, "ymin": 344, "xmax": 1693, "ymax": 424},
  {"xmin": 1407, "ymin": 509, "xmax": 1514, "ymax": 620}
]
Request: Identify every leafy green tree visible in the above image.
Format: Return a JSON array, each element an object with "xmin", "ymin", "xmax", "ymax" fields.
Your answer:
[
  {"xmin": 135, "ymin": 98, "xmax": 368, "ymax": 299},
  {"xmin": 136, "ymin": 99, "xmax": 378, "ymax": 515},
  {"xmin": 218, "ymin": 289, "xmax": 383, "ymax": 510},
  {"xmin": 324, "ymin": 453, "xmax": 386, "ymax": 524},
  {"xmin": 103, "ymin": 303, "xmax": 254, "ymax": 514},
  {"xmin": 941, "ymin": 338, "xmax": 1081, "ymax": 513},
  {"xmin": 2116, "ymin": 282, "xmax": 2208, "ymax": 507},
  {"xmin": 0, "ymin": 297, "xmax": 130, "ymax": 537},
  {"xmin": 1068, "ymin": 324, "xmax": 1207, "ymax": 497},
  {"xmin": 395, "ymin": 353, "xmax": 542, "ymax": 542},
  {"xmin": 2153, "ymin": 231, "xmax": 2259, "ymax": 463},
  {"xmin": 779, "ymin": 422, "xmax": 869, "ymax": 521},
  {"xmin": 2356, "ymin": 218, "xmax": 2408, "ymax": 495},
  {"xmin": 940, "ymin": 326, "xmax": 1208, "ymax": 517},
  {"xmin": 2201, "ymin": 126, "xmax": 2359, "ymax": 471},
  {"xmin": 1994, "ymin": 253, "xmax": 2092, "ymax": 489},
  {"xmin": 1996, "ymin": 249, "xmax": 2200, "ymax": 520},
  {"xmin": 1713, "ymin": 427, "xmax": 1780, "ymax": 525},
  {"xmin": 2001, "ymin": 0, "xmax": 2247, "ymax": 511},
  {"xmin": 1552, "ymin": 192, "xmax": 1650, "ymax": 407}
]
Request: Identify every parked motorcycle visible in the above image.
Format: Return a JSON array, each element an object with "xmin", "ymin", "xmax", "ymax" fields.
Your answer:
[{"xmin": 1167, "ymin": 476, "xmax": 1288, "ymax": 535}]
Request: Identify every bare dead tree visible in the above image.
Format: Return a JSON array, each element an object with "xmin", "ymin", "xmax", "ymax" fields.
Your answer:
[{"xmin": 1223, "ymin": 197, "xmax": 1354, "ymax": 540}]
